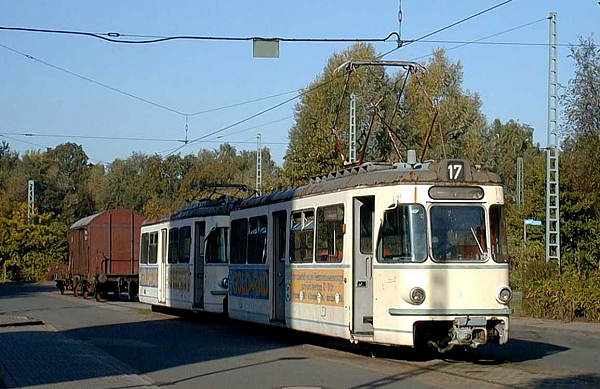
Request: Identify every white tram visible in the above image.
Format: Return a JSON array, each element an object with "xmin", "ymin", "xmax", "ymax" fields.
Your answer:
[
  {"xmin": 138, "ymin": 199, "xmax": 231, "ymax": 313},
  {"xmin": 139, "ymin": 157, "xmax": 511, "ymax": 352}
]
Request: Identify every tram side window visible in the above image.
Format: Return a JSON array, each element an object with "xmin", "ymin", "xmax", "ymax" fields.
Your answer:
[
  {"xmin": 316, "ymin": 204, "xmax": 344, "ymax": 263},
  {"xmin": 148, "ymin": 232, "xmax": 158, "ymax": 264},
  {"xmin": 378, "ymin": 204, "xmax": 427, "ymax": 263},
  {"xmin": 290, "ymin": 210, "xmax": 314, "ymax": 263},
  {"xmin": 230, "ymin": 219, "xmax": 248, "ymax": 264},
  {"xmin": 179, "ymin": 226, "xmax": 191, "ymax": 263},
  {"xmin": 248, "ymin": 216, "xmax": 268, "ymax": 264},
  {"xmin": 140, "ymin": 233, "xmax": 149, "ymax": 264},
  {"xmin": 206, "ymin": 227, "xmax": 229, "ymax": 264},
  {"xmin": 490, "ymin": 205, "xmax": 508, "ymax": 263},
  {"xmin": 168, "ymin": 228, "xmax": 179, "ymax": 263}
]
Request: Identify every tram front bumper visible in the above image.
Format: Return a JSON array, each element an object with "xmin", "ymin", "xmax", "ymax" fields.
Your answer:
[{"xmin": 409, "ymin": 314, "xmax": 510, "ymax": 353}]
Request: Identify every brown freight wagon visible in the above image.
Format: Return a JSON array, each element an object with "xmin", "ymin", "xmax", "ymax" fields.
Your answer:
[{"xmin": 56, "ymin": 209, "xmax": 144, "ymax": 301}]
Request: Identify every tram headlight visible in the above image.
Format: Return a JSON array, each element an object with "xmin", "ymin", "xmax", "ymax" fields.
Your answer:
[
  {"xmin": 409, "ymin": 287, "xmax": 426, "ymax": 305},
  {"xmin": 220, "ymin": 277, "xmax": 229, "ymax": 289},
  {"xmin": 496, "ymin": 286, "xmax": 512, "ymax": 304}
]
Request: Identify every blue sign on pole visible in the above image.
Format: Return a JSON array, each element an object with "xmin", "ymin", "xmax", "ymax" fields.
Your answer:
[{"xmin": 524, "ymin": 219, "xmax": 543, "ymax": 226}]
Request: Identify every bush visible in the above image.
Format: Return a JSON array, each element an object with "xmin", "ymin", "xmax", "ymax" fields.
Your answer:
[
  {"xmin": 509, "ymin": 241, "xmax": 554, "ymax": 291},
  {"xmin": 509, "ymin": 241, "xmax": 600, "ymax": 322},
  {"xmin": 523, "ymin": 268, "xmax": 600, "ymax": 321}
]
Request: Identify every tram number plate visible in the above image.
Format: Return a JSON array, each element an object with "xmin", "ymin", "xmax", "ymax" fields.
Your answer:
[{"xmin": 447, "ymin": 161, "xmax": 464, "ymax": 181}]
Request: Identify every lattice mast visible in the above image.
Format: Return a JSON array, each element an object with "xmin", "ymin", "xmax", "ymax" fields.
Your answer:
[
  {"xmin": 516, "ymin": 157, "xmax": 524, "ymax": 206},
  {"xmin": 546, "ymin": 12, "xmax": 560, "ymax": 267},
  {"xmin": 27, "ymin": 180, "xmax": 34, "ymax": 222},
  {"xmin": 256, "ymin": 133, "xmax": 262, "ymax": 196},
  {"xmin": 348, "ymin": 93, "xmax": 357, "ymax": 164}
]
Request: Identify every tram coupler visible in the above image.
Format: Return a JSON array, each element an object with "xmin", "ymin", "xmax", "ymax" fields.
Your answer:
[
  {"xmin": 451, "ymin": 316, "xmax": 487, "ymax": 348},
  {"xmin": 426, "ymin": 316, "xmax": 488, "ymax": 353}
]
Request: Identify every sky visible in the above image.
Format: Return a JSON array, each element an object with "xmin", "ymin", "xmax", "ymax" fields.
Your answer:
[{"xmin": 0, "ymin": 1, "xmax": 598, "ymax": 165}]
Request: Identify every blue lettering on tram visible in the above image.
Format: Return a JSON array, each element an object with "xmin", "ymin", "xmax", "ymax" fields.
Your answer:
[{"xmin": 229, "ymin": 268, "xmax": 269, "ymax": 299}]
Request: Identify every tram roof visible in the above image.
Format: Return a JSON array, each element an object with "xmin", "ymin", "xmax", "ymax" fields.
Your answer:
[
  {"xmin": 142, "ymin": 196, "xmax": 237, "ymax": 226},
  {"xmin": 238, "ymin": 159, "xmax": 500, "ymax": 209},
  {"xmin": 148, "ymin": 159, "xmax": 501, "ymax": 223}
]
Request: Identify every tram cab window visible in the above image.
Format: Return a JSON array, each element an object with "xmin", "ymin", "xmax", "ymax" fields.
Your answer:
[
  {"xmin": 206, "ymin": 227, "xmax": 229, "ymax": 264},
  {"xmin": 490, "ymin": 205, "xmax": 508, "ymax": 263},
  {"xmin": 140, "ymin": 233, "xmax": 149, "ymax": 265},
  {"xmin": 290, "ymin": 210, "xmax": 314, "ymax": 263},
  {"xmin": 168, "ymin": 228, "xmax": 179, "ymax": 263},
  {"xmin": 377, "ymin": 204, "xmax": 427, "ymax": 263},
  {"xmin": 248, "ymin": 216, "xmax": 268, "ymax": 264},
  {"xmin": 316, "ymin": 204, "xmax": 344, "ymax": 263},
  {"xmin": 431, "ymin": 206, "xmax": 487, "ymax": 261},
  {"xmin": 230, "ymin": 219, "xmax": 248, "ymax": 264},
  {"xmin": 178, "ymin": 226, "xmax": 191, "ymax": 263},
  {"xmin": 148, "ymin": 232, "xmax": 158, "ymax": 264}
]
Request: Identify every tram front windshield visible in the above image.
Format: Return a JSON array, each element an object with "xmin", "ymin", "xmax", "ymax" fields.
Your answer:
[{"xmin": 431, "ymin": 206, "xmax": 487, "ymax": 261}]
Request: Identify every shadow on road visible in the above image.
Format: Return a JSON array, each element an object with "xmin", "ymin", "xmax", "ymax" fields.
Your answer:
[
  {"xmin": 0, "ymin": 282, "xmax": 56, "ymax": 298},
  {"xmin": 529, "ymin": 374, "xmax": 600, "ymax": 387},
  {"xmin": 450, "ymin": 338, "xmax": 569, "ymax": 364}
]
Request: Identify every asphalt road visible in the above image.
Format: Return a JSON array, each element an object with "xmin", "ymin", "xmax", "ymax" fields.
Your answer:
[{"xmin": 1, "ymin": 282, "xmax": 599, "ymax": 388}]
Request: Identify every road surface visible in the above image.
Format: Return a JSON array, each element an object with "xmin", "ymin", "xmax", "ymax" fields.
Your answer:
[{"xmin": 1, "ymin": 282, "xmax": 599, "ymax": 388}]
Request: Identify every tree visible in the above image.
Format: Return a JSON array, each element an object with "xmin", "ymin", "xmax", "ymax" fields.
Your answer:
[
  {"xmin": 283, "ymin": 45, "xmax": 488, "ymax": 185},
  {"xmin": 562, "ymin": 36, "xmax": 600, "ymax": 140},
  {"xmin": 285, "ymin": 43, "xmax": 389, "ymax": 184},
  {"xmin": 557, "ymin": 36, "xmax": 600, "ymax": 270},
  {"xmin": 0, "ymin": 203, "xmax": 68, "ymax": 281},
  {"xmin": 483, "ymin": 119, "xmax": 539, "ymax": 201},
  {"xmin": 47, "ymin": 143, "xmax": 95, "ymax": 222}
]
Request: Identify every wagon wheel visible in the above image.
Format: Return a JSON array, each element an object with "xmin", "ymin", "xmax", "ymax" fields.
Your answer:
[
  {"xmin": 128, "ymin": 282, "xmax": 137, "ymax": 302},
  {"xmin": 95, "ymin": 285, "xmax": 102, "ymax": 302}
]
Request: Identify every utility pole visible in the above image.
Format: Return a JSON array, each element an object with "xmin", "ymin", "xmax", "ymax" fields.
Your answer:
[
  {"xmin": 27, "ymin": 180, "xmax": 35, "ymax": 222},
  {"xmin": 348, "ymin": 92, "xmax": 357, "ymax": 164},
  {"xmin": 546, "ymin": 12, "xmax": 561, "ymax": 268},
  {"xmin": 516, "ymin": 157, "xmax": 524, "ymax": 206},
  {"xmin": 256, "ymin": 133, "xmax": 262, "ymax": 196}
]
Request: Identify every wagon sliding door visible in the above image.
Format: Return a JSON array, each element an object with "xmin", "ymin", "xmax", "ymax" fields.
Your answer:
[{"xmin": 353, "ymin": 196, "xmax": 374, "ymax": 333}]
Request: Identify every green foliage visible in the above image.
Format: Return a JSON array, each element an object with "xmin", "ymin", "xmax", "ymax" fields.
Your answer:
[
  {"xmin": 562, "ymin": 36, "xmax": 600, "ymax": 140},
  {"xmin": 524, "ymin": 267, "xmax": 600, "ymax": 321},
  {"xmin": 509, "ymin": 242, "xmax": 551, "ymax": 291},
  {"xmin": 0, "ymin": 203, "xmax": 68, "ymax": 281}
]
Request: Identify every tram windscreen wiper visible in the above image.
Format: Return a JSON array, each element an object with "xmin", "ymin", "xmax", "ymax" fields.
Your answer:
[{"xmin": 470, "ymin": 226, "xmax": 485, "ymax": 256}]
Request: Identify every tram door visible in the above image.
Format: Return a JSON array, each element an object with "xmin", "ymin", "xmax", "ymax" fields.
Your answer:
[
  {"xmin": 193, "ymin": 221, "xmax": 206, "ymax": 308},
  {"xmin": 159, "ymin": 228, "xmax": 167, "ymax": 303},
  {"xmin": 272, "ymin": 211, "xmax": 287, "ymax": 322},
  {"xmin": 353, "ymin": 196, "xmax": 374, "ymax": 333}
]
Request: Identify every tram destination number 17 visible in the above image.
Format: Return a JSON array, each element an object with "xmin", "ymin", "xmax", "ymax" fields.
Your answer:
[{"xmin": 447, "ymin": 161, "xmax": 464, "ymax": 181}]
